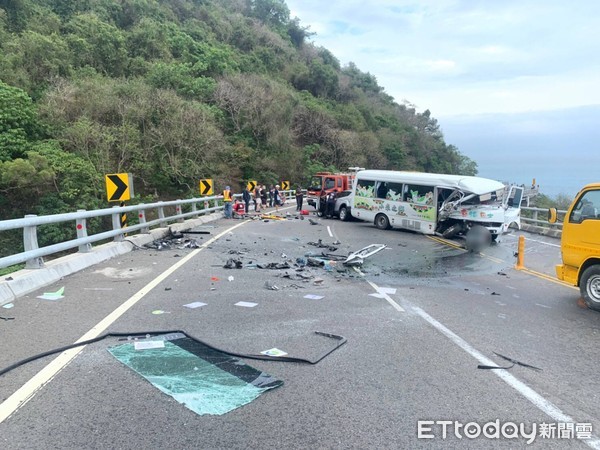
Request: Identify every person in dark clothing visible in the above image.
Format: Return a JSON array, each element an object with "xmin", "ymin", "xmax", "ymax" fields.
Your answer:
[
  {"xmin": 325, "ymin": 190, "xmax": 337, "ymax": 218},
  {"xmin": 242, "ymin": 187, "xmax": 251, "ymax": 214},
  {"xmin": 295, "ymin": 186, "xmax": 304, "ymax": 211},
  {"xmin": 268, "ymin": 185, "xmax": 274, "ymax": 207}
]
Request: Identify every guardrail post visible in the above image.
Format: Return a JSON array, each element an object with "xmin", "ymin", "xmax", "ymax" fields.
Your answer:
[
  {"xmin": 176, "ymin": 200, "xmax": 184, "ymax": 223},
  {"xmin": 76, "ymin": 210, "xmax": 92, "ymax": 253},
  {"xmin": 138, "ymin": 206, "xmax": 149, "ymax": 233},
  {"xmin": 191, "ymin": 202, "xmax": 197, "ymax": 216},
  {"xmin": 23, "ymin": 214, "xmax": 44, "ymax": 269},
  {"xmin": 158, "ymin": 201, "xmax": 166, "ymax": 227},
  {"xmin": 112, "ymin": 206, "xmax": 124, "ymax": 242},
  {"xmin": 532, "ymin": 210, "xmax": 538, "ymax": 222}
]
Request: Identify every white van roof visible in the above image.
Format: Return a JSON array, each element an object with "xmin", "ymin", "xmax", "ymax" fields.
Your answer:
[{"xmin": 356, "ymin": 170, "xmax": 504, "ymax": 196}]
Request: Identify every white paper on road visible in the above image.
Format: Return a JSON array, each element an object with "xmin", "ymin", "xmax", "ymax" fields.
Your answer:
[
  {"xmin": 184, "ymin": 302, "xmax": 207, "ymax": 309},
  {"xmin": 134, "ymin": 340, "xmax": 165, "ymax": 350},
  {"xmin": 303, "ymin": 294, "xmax": 324, "ymax": 300},
  {"xmin": 235, "ymin": 301, "xmax": 258, "ymax": 308},
  {"xmin": 260, "ymin": 348, "xmax": 288, "ymax": 357}
]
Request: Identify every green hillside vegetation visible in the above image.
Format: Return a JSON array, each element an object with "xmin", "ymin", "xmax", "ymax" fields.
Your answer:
[{"xmin": 0, "ymin": 0, "xmax": 477, "ymax": 227}]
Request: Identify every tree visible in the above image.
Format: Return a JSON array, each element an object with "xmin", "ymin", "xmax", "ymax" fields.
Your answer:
[{"xmin": 0, "ymin": 81, "xmax": 42, "ymax": 160}]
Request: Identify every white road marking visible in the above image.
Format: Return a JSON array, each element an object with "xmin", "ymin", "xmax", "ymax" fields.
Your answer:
[
  {"xmin": 0, "ymin": 221, "xmax": 248, "ymax": 424},
  {"xmin": 366, "ymin": 281, "xmax": 405, "ymax": 312},
  {"xmin": 412, "ymin": 305, "xmax": 600, "ymax": 450},
  {"xmin": 327, "ymin": 225, "xmax": 333, "ymax": 237}
]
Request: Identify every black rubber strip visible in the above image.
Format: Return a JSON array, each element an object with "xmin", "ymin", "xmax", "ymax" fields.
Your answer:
[{"xmin": 0, "ymin": 330, "xmax": 346, "ymax": 377}]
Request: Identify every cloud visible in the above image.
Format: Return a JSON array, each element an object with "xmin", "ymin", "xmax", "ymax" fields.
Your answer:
[{"xmin": 286, "ymin": 0, "xmax": 600, "ymax": 115}]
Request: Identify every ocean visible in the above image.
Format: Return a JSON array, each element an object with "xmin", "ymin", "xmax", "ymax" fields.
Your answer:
[{"xmin": 439, "ymin": 106, "xmax": 600, "ymax": 201}]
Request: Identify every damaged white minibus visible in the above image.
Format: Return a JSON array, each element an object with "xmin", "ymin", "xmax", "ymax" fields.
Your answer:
[{"xmin": 350, "ymin": 170, "xmax": 523, "ymax": 248}]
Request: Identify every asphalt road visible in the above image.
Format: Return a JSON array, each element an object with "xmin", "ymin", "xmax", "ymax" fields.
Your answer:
[{"xmin": 1, "ymin": 207, "xmax": 599, "ymax": 449}]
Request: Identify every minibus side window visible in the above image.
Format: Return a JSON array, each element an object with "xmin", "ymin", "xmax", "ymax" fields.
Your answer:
[
  {"xmin": 356, "ymin": 180, "xmax": 375, "ymax": 198},
  {"xmin": 570, "ymin": 190, "xmax": 600, "ymax": 223},
  {"xmin": 404, "ymin": 184, "xmax": 434, "ymax": 205}
]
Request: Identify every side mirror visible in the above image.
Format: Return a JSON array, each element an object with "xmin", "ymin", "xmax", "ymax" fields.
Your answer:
[{"xmin": 548, "ymin": 207, "xmax": 558, "ymax": 223}]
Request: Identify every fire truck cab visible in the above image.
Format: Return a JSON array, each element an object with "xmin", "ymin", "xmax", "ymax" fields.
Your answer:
[{"xmin": 306, "ymin": 168, "xmax": 362, "ymax": 209}]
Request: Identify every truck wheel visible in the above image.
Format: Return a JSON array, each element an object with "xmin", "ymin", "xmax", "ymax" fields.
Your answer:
[
  {"xmin": 339, "ymin": 206, "xmax": 350, "ymax": 222},
  {"xmin": 580, "ymin": 265, "xmax": 600, "ymax": 311},
  {"xmin": 442, "ymin": 223, "xmax": 462, "ymax": 239},
  {"xmin": 375, "ymin": 213, "xmax": 390, "ymax": 230},
  {"xmin": 465, "ymin": 225, "xmax": 491, "ymax": 252}
]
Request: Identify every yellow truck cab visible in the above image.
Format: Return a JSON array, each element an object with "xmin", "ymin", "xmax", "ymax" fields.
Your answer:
[{"xmin": 550, "ymin": 183, "xmax": 600, "ymax": 311}]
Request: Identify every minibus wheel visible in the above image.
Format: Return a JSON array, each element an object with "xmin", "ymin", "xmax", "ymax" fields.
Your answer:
[
  {"xmin": 339, "ymin": 206, "xmax": 350, "ymax": 222},
  {"xmin": 375, "ymin": 213, "xmax": 391, "ymax": 230},
  {"xmin": 580, "ymin": 265, "xmax": 600, "ymax": 311}
]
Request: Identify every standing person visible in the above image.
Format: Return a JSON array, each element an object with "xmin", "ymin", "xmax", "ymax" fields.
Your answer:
[
  {"xmin": 223, "ymin": 185, "xmax": 233, "ymax": 219},
  {"xmin": 274, "ymin": 184, "xmax": 281, "ymax": 212},
  {"xmin": 268, "ymin": 185, "xmax": 275, "ymax": 208},
  {"xmin": 260, "ymin": 185, "xmax": 267, "ymax": 208},
  {"xmin": 295, "ymin": 186, "xmax": 304, "ymax": 212},
  {"xmin": 325, "ymin": 189, "xmax": 337, "ymax": 218},
  {"xmin": 254, "ymin": 185, "xmax": 261, "ymax": 213},
  {"xmin": 242, "ymin": 186, "xmax": 251, "ymax": 215}
]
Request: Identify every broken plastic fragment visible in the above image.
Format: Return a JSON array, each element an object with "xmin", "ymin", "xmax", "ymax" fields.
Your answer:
[
  {"xmin": 2, "ymin": 303, "xmax": 14, "ymax": 309},
  {"xmin": 184, "ymin": 302, "xmax": 207, "ymax": 309},
  {"xmin": 37, "ymin": 287, "xmax": 65, "ymax": 301},
  {"xmin": 228, "ymin": 276, "xmax": 235, "ymax": 282},
  {"xmin": 235, "ymin": 301, "xmax": 258, "ymax": 308},
  {"xmin": 344, "ymin": 244, "xmax": 386, "ymax": 266},
  {"xmin": 303, "ymin": 294, "xmax": 324, "ymax": 300}
]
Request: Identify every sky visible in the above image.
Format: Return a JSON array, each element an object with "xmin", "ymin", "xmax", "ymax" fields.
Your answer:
[{"xmin": 285, "ymin": 0, "xmax": 600, "ymax": 198}]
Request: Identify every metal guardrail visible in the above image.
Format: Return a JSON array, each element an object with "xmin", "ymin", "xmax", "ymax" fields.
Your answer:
[
  {"xmin": 0, "ymin": 191, "xmax": 293, "ymax": 270},
  {"xmin": 520, "ymin": 206, "xmax": 566, "ymax": 230}
]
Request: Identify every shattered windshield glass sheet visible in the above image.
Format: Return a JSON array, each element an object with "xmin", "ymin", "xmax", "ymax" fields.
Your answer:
[{"xmin": 108, "ymin": 334, "xmax": 283, "ymax": 416}]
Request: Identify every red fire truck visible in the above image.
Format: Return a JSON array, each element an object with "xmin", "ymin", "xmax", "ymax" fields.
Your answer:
[{"xmin": 306, "ymin": 168, "xmax": 362, "ymax": 210}]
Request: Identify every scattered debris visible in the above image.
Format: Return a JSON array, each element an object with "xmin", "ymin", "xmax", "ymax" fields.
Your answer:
[
  {"xmin": 307, "ymin": 239, "xmax": 338, "ymax": 252},
  {"xmin": 2, "ymin": 303, "xmax": 14, "ymax": 309},
  {"xmin": 210, "ymin": 276, "xmax": 220, "ymax": 282},
  {"xmin": 184, "ymin": 302, "xmax": 207, "ymax": 309},
  {"xmin": 0, "ymin": 316, "xmax": 15, "ymax": 321},
  {"xmin": 344, "ymin": 244, "xmax": 386, "ymax": 266},
  {"xmin": 478, "ymin": 352, "xmax": 542, "ymax": 371},
  {"xmin": 37, "ymin": 287, "xmax": 65, "ymax": 301},
  {"xmin": 223, "ymin": 258, "xmax": 244, "ymax": 269},
  {"xmin": 228, "ymin": 276, "xmax": 235, "ymax": 282},
  {"xmin": 257, "ymin": 262, "xmax": 291, "ymax": 270},
  {"xmin": 308, "ymin": 218, "xmax": 319, "ymax": 225},
  {"xmin": 304, "ymin": 294, "xmax": 324, "ymax": 300},
  {"xmin": 264, "ymin": 281, "xmax": 280, "ymax": 291},
  {"xmin": 491, "ymin": 292, "xmax": 500, "ymax": 296},
  {"xmin": 313, "ymin": 278, "xmax": 324, "ymax": 285},
  {"xmin": 235, "ymin": 301, "xmax": 258, "ymax": 308},
  {"xmin": 152, "ymin": 310, "xmax": 170, "ymax": 315}
]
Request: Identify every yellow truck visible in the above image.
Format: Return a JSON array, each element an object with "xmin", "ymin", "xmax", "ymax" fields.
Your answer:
[{"xmin": 549, "ymin": 183, "xmax": 600, "ymax": 311}]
